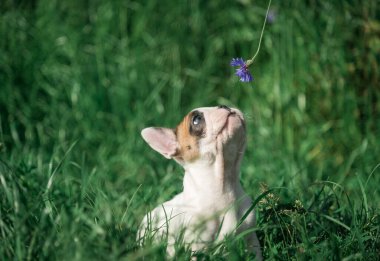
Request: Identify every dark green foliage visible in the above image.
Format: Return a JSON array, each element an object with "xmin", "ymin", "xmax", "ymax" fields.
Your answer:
[{"xmin": 0, "ymin": 0, "xmax": 379, "ymax": 259}]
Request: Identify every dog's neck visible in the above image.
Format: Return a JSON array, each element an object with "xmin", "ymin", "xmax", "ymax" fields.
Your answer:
[{"xmin": 182, "ymin": 140, "xmax": 244, "ymax": 208}]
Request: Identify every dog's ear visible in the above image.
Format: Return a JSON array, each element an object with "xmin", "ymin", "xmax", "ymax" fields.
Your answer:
[{"xmin": 141, "ymin": 127, "xmax": 178, "ymax": 159}]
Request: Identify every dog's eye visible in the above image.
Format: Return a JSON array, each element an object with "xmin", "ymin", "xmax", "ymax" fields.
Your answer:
[
  {"xmin": 192, "ymin": 114, "xmax": 203, "ymax": 126},
  {"xmin": 189, "ymin": 111, "xmax": 205, "ymax": 137}
]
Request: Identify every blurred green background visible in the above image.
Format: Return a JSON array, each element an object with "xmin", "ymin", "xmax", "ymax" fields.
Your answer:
[{"xmin": 0, "ymin": 0, "xmax": 379, "ymax": 260}]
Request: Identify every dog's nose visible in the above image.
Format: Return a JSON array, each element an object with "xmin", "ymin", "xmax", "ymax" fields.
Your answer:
[{"xmin": 218, "ymin": 105, "xmax": 231, "ymax": 112}]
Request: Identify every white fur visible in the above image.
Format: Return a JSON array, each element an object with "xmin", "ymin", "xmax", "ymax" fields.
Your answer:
[{"xmin": 137, "ymin": 106, "xmax": 262, "ymax": 260}]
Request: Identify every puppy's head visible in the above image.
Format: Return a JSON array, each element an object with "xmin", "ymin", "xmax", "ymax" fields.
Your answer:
[{"xmin": 141, "ymin": 106, "xmax": 246, "ymax": 166}]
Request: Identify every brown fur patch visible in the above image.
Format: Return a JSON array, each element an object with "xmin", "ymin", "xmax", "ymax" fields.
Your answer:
[{"xmin": 175, "ymin": 113, "xmax": 200, "ymax": 162}]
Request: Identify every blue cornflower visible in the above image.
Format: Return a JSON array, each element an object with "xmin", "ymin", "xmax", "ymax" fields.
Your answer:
[{"xmin": 230, "ymin": 58, "xmax": 253, "ymax": 82}]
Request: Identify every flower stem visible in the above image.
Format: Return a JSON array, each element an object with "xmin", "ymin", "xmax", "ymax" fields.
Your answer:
[{"xmin": 246, "ymin": 0, "xmax": 272, "ymax": 67}]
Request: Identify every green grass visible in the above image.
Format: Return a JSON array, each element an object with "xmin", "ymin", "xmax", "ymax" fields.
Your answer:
[{"xmin": 1, "ymin": 0, "xmax": 379, "ymax": 260}]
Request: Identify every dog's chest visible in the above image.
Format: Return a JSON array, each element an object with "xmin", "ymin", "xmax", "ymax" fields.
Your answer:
[{"xmin": 175, "ymin": 192, "xmax": 240, "ymax": 239}]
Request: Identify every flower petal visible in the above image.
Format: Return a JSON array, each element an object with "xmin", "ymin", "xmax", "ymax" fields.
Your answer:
[
  {"xmin": 240, "ymin": 72, "xmax": 253, "ymax": 82},
  {"xmin": 235, "ymin": 68, "xmax": 246, "ymax": 78},
  {"xmin": 230, "ymin": 57, "xmax": 245, "ymax": 67},
  {"xmin": 235, "ymin": 67, "xmax": 253, "ymax": 82}
]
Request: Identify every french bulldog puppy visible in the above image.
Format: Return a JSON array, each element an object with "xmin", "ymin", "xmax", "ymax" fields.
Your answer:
[{"xmin": 137, "ymin": 105, "xmax": 262, "ymax": 260}]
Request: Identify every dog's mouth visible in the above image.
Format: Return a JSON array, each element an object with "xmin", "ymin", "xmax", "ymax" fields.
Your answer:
[{"xmin": 218, "ymin": 111, "xmax": 246, "ymax": 140}]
